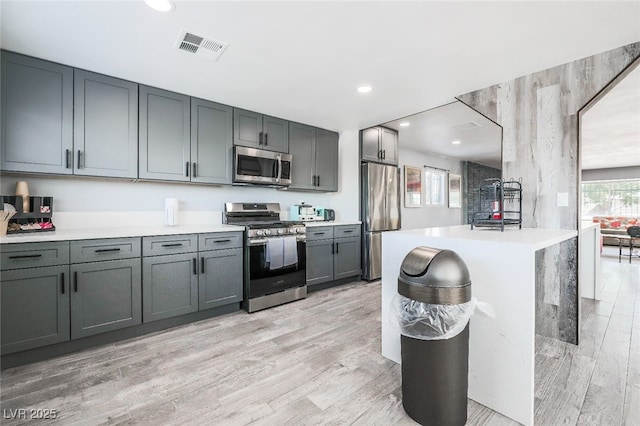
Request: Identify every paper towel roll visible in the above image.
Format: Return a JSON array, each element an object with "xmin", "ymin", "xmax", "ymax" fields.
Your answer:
[{"xmin": 165, "ymin": 198, "xmax": 179, "ymax": 226}]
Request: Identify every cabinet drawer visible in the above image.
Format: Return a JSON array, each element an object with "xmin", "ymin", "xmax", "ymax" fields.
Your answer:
[
  {"xmin": 1, "ymin": 242, "xmax": 70, "ymax": 270},
  {"xmin": 334, "ymin": 225, "xmax": 361, "ymax": 239},
  {"xmin": 306, "ymin": 226, "xmax": 334, "ymax": 241},
  {"xmin": 199, "ymin": 232, "xmax": 243, "ymax": 251},
  {"xmin": 70, "ymin": 238, "xmax": 141, "ymax": 263},
  {"xmin": 143, "ymin": 234, "xmax": 197, "ymax": 256}
]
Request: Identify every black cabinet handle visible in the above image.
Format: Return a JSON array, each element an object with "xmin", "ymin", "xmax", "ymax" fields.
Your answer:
[
  {"xmin": 383, "ymin": 150, "xmax": 386, "ymax": 160},
  {"xmin": 8, "ymin": 254, "xmax": 43, "ymax": 259},
  {"xmin": 74, "ymin": 271, "xmax": 78, "ymax": 292},
  {"xmin": 379, "ymin": 149, "xmax": 383, "ymax": 159},
  {"xmin": 259, "ymin": 131, "xmax": 263, "ymax": 145},
  {"xmin": 343, "ymin": 230, "xmax": 354, "ymax": 233},
  {"xmin": 317, "ymin": 176, "xmax": 320, "ymax": 187},
  {"xmin": 201, "ymin": 257, "xmax": 205, "ymax": 274},
  {"xmin": 161, "ymin": 243, "xmax": 183, "ymax": 248},
  {"xmin": 192, "ymin": 258, "xmax": 197, "ymax": 275},
  {"xmin": 186, "ymin": 162, "xmax": 190, "ymax": 177},
  {"xmin": 192, "ymin": 162, "xmax": 197, "ymax": 178},
  {"xmin": 77, "ymin": 150, "xmax": 82, "ymax": 169},
  {"xmin": 213, "ymin": 239, "xmax": 231, "ymax": 243},
  {"xmin": 61, "ymin": 272, "xmax": 65, "ymax": 294},
  {"xmin": 65, "ymin": 149, "xmax": 71, "ymax": 169},
  {"xmin": 264, "ymin": 133, "xmax": 268, "ymax": 146},
  {"xmin": 336, "ymin": 242, "xmax": 339, "ymax": 254},
  {"xmin": 94, "ymin": 248, "xmax": 121, "ymax": 253},
  {"xmin": 314, "ymin": 232, "xmax": 326, "ymax": 235}
]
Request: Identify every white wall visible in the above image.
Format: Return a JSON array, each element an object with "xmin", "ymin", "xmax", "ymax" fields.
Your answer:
[
  {"xmin": 0, "ymin": 132, "xmax": 362, "ymax": 223},
  {"xmin": 398, "ymin": 147, "xmax": 464, "ymax": 230}
]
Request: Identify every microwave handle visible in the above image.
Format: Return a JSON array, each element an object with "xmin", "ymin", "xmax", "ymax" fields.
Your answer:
[{"xmin": 276, "ymin": 155, "xmax": 282, "ymax": 182}]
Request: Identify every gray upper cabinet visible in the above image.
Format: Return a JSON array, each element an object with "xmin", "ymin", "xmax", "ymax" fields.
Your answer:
[
  {"xmin": 360, "ymin": 126, "xmax": 398, "ymax": 165},
  {"xmin": 314, "ymin": 128, "xmax": 339, "ymax": 191},
  {"xmin": 233, "ymin": 108, "xmax": 289, "ymax": 153},
  {"xmin": 1, "ymin": 51, "xmax": 73, "ymax": 174},
  {"xmin": 289, "ymin": 123, "xmax": 338, "ymax": 192},
  {"xmin": 139, "ymin": 85, "xmax": 191, "ymax": 181},
  {"xmin": 74, "ymin": 70, "xmax": 138, "ymax": 178},
  {"xmin": 191, "ymin": 98, "xmax": 233, "ymax": 184}
]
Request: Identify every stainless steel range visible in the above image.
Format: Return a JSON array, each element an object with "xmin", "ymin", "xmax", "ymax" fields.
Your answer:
[{"xmin": 224, "ymin": 202, "xmax": 306, "ymax": 313}]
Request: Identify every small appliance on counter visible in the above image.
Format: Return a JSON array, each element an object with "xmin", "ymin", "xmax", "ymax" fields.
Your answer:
[
  {"xmin": 290, "ymin": 203, "xmax": 316, "ymax": 221},
  {"xmin": 315, "ymin": 207, "xmax": 335, "ymax": 221},
  {"xmin": 0, "ymin": 195, "xmax": 55, "ymax": 234}
]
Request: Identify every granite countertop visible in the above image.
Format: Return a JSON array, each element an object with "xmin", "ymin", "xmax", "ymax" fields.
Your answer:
[{"xmin": 0, "ymin": 224, "xmax": 246, "ymax": 244}]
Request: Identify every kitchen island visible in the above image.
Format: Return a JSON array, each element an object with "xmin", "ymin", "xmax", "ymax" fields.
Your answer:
[{"xmin": 381, "ymin": 225, "xmax": 577, "ymax": 426}]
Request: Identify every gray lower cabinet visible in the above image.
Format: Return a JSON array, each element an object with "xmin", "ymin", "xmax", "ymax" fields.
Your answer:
[
  {"xmin": 1, "ymin": 51, "xmax": 73, "ymax": 174},
  {"xmin": 143, "ymin": 252, "xmax": 198, "ymax": 322},
  {"xmin": 199, "ymin": 248, "xmax": 243, "ymax": 310},
  {"xmin": 74, "ymin": 70, "xmax": 138, "ymax": 178},
  {"xmin": 233, "ymin": 108, "xmax": 289, "ymax": 153},
  {"xmin": 306, "ymin": 225, "xmax": 361, "ymax": 286},
  {"xmin": 0, "ymin": 265, "xmax": 70, "ymax": 355},
  {"xmin": 71, "ymin": 259, "xmax": 141, "ymax": 339},
  {"xmin": 289, "ymin": 123, "xmax": 338, "ymax": 192},
  {"xmin": 139, "ymin": 85, "xmax": 191, "ymax": 181},
  {"xmin": 191, "ymin": 98, "xmax": 233, "ymax": 184}
]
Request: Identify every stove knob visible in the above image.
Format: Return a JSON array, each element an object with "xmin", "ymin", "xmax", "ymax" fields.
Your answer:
[
  {"xmin": 297, "ymin": 228, "xmax": 305, "ymax": 234},
  {"xmin": 264, "ymin": 229, "xmax": 272, "ymax": 236},
  {"xmin": 256, "ymin": 230, "xmax": 264, "ymax": 237},
  {"xmin": 278, "ymin": 229, "xmax": 285, "ymax": 235},
  {"xmin": 290, "ymin": 228, "xmax": 296, "ymax": 234}
]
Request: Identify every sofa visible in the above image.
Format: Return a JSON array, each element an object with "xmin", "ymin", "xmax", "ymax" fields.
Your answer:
[{"xmin": 592, "ymin": 216, "xmax": 638, "ymax": 246}]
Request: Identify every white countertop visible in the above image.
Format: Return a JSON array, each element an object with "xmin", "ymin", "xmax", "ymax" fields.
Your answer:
[
  {"xmin": 304, "ymin": 221, "xmax": 361, "ymax": 227},
  {"xmin": 394, "ymin": 225, "xmax": 577, "ymax": 251},
  {"xmin": 0, "ymin": 224, "xmax": 245, "ymax": 244}
]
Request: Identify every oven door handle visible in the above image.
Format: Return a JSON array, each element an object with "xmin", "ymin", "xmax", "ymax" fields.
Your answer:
[
  {"xmin": 248, "ymin": 237, "xmax": 306, "ymax": 246},
  {"xmin": 276, "ymin": 155, "xmax": 282, "ymax": 183}
]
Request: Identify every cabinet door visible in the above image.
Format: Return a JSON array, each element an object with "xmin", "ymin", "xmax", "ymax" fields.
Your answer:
[
  {"xmin": 333, "ymin": 236, "xmax": 361, "ymax": 280},
  {"xmin": 263, "ymin": 115, "xmax": 289, "ymax": 153},
  {"xmin": 233, "ymin": 108, "xmax": 262, "ymax": 149},
  {"xmin": 139, "ymin": 85, "xmax": 191, "ymax": 181},
  {"xmin": 306, "ymin": 239, "xmax": 334, "ymax": 286},
  {"xmin": 380, "ymin": 127, "xmax": 398, "ymax": 165},
  {"xmin": 315, "ymin": 128, "xmax": 339, "ymax": 192},
  {"xmin": 1, "ymin": 52, "xmax": 73, "ymax": 174},
  {"xmin": 288, "ymin": 122, "xmax": 316, "ymax": 190},
  {"xmin": 199, "ymin": 248, "xmax": 243, "ymax": 310},
  {"xmin": 1, "ymin": 265, "xmax": 70, "ymax": 355},
  {"xmin": 143, "ymin": 253, "xmax": 198, "ymax": 322},
  {"xmin": 74, "ymin": 70, "xmax": 138, "ymax": 178},
  {"xmin": 191, "ymin": 98, "xmax": 233, "ymax": 184},
  {"xmin": 360, "ymin": 127, "xmax": 381, "ymax": 163},
  {"xmin": 71, "ymin": 259, "xmax": 141, "ymax": 339}
]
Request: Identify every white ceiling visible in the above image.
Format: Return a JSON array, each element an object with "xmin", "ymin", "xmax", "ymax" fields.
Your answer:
[
  {"xmin": 2, "ymin": 1, "xmax": 639, "ymax": 134},
  {"xmin": 383, "ymin": 101, "xmax": 502, "ymax": 169},
  {"xmin": 581, "ymin": 61, "xmax": 640, "ymax": 170}
]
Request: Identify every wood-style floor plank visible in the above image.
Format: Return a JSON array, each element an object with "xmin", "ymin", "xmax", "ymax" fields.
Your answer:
[{"xmin": 1, "ymin": 250, "xmax": 638, "ymax": 425}]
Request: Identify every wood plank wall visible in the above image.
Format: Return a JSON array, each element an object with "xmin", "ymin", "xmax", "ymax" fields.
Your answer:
[{"xmin": 457, "ymin": 42, "xmax": 640, "ymax": 344}]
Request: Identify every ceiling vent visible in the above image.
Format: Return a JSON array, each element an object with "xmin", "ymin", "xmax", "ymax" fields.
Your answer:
[
  {"xmin": 174, "ymin": 29, "xmax": 228, "ymax": 61},
  {"xmin": 454, "ymin": 121, "xmax": 482, "ymax": 131}
]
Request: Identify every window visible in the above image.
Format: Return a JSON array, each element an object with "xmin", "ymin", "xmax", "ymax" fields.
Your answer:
[
  {"xmin": 582, "ymin": 179, "xmax": 640, "ymax": 216},
  {"xmin": 425, "ymin": 170, "xmax": 446, "ymax": 205}
]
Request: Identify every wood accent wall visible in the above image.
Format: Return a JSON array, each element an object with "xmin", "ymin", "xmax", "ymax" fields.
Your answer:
[{"xmin": 457, "ymin": 42, "xmax": 640, "ymax": 344}]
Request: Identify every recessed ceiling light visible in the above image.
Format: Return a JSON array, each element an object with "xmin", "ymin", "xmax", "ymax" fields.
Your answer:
[
  {"xmin": 399, "ymin": 122, "xmax": 410, "ymax": 127},
  {"xmin": 145, "ymin": 0, "xmax": 174, "ymax": 12},
  {"xmin": 357, "ymin": 86, "xmax": 372, "ymax": 93},
  {"xmin": 452, "ymin": 140, "xmax": 461, "ymax": 145}
]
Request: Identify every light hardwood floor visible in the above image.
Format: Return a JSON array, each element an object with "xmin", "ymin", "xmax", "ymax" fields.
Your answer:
[{"xmin": 1, "ymin": 248, "xmax": 638, "ymax": 425}]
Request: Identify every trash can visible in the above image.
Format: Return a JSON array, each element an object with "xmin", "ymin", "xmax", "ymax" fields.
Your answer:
[{"xmin": 393, "ymin": 246, "xmax": 473, "ymax": 426}]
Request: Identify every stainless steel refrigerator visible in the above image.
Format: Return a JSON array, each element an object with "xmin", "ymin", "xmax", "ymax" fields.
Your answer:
[{"xmin": 361, "ymin": 162, "xmax": 401, "ymax": 280}]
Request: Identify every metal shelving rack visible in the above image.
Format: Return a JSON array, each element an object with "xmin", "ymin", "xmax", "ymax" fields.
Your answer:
[{"xmin": 470, "ymin": 178, "xmax": 522, "ymax": 232}]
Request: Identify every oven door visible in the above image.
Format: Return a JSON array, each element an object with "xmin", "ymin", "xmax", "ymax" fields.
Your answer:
[
  {"xmin": 247, "ymin": 238, "xmax": 306, "ymax": 298},
  {"xmin": 234, "ymin": 146, "xmax": 292, "ymax": 186}
]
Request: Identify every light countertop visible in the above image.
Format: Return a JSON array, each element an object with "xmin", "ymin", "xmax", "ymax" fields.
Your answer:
[
  {"xmin": 304, "ymin": 221, "xmax": 361, "ymax": 227},
  {"xmin": 0, "ymin": 224, "xmax": 245, "ymax": 244}
]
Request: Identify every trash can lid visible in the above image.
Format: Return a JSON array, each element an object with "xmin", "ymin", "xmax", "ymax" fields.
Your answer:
[{"xmin": 398, "ymin": 247, "xmax": 471, "ymax": 305}]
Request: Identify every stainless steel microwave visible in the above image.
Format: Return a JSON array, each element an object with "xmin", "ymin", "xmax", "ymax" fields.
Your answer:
[{"xmin": 233, "ymin": 146, "xmax": 292, "ymax": 186}]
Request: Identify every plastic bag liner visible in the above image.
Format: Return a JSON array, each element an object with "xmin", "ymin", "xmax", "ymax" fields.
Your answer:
[{"xmin": 391, "ymin": 294, "xmax": 493, "ymax": 341}]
